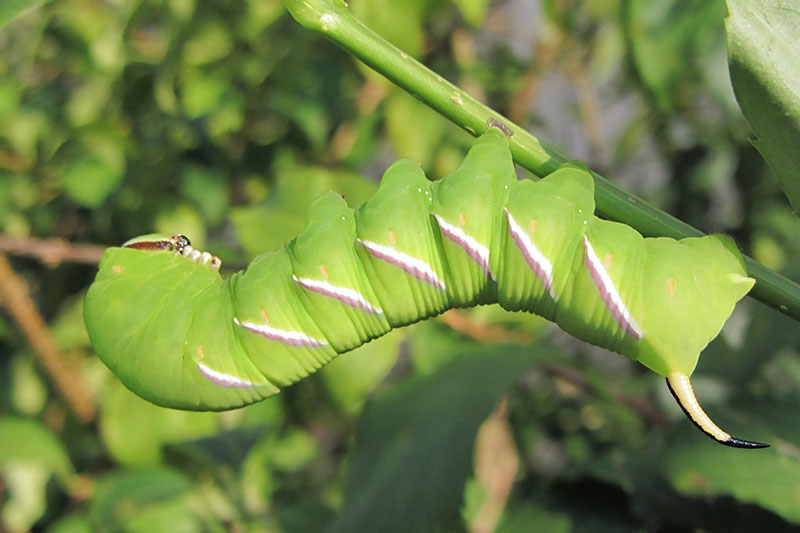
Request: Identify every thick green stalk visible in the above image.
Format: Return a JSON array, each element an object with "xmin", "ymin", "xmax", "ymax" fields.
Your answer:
[{"xmin": 281, "ymin": 0, "xmax": 800, "ymax": 322}]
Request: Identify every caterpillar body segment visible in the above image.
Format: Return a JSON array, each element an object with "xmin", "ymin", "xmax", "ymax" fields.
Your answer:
[
  {"xmin": 430, "ymin": 130, "xmax": 517, "ymax": 305},
  {"xmin": 84, "ymin": 129, "xmax": 763, "ymax": 446},
  {"xmin": 286, "ymin": 192, "xmax": 391, "ymax": 351},
  {"xmin": 354, "ymin": 158, "xmax": 449, "ymax": 326},
  {"xmin": 230, "ymin": 247, "xmax": 337, "ymax": 388}
]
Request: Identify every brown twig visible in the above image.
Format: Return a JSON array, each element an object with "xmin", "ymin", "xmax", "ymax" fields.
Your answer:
[
  {"xmin": 439, "ymin": 308, "xmax": 534, "ymax": 345},
  {"xmin": 0, "ymin": 235, "xmax": 106, "ymax": 267},
  {"xmin": 0, "ymin": 252, "xmax": 96, "ymax": 422}
]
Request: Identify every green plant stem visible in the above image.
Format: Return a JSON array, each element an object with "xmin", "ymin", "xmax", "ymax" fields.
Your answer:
[{"xmin": 281, "ymin": 0, "xmax": 800, "ymax": 322}]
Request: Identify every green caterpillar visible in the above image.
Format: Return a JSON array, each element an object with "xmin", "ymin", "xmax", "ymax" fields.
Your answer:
[{"xmin": 84, "ymin": 128, "xmax": 764, "ymax": 448}]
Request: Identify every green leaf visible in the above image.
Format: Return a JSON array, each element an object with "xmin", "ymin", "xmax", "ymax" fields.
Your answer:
[
  {"xmin": 0, "ymin": 0, "xmax": 49, "ymax": 29},
  {"xmin": 180, "ymin": 164, "xmax": 229, "ymax": 227},
  {"xmin": 659, "ymin": 393, "xmax": 800, "ymax": 525},
  {"xmin": 385, "ymin": 89, "xmax": 449, "ymax": 168},
  {"xmin": 99, "ymin": 380, "xmax": 219, "ymax": 467},
  {"xmin": 320, "ymin": 330, "xmax": 403, "ymax": 414},
  {"xmin": 329, "ymin": 346, "xmax": 544, "ymax": 533},
  {"xmin": 0, "ymin": 417, "xmax": 74, "ymax": 484},
  {"xmin": 452, "ymin": 0, "xmax": 491, "ymax": 27},
  {"xmin": 623, "ymin": 0, "xmax": 727, "ymax": 112},
  {"xmin": 9, "ymin": 355, "xmax": 48, "ymax": 416},
  {"xmin": 61, "ymin": 134, "xmax": 126, "ymax": 208},
  {"xmin": 0, "ymin": 417, "xmax": 74, "ymax": 531},
  {"xmin": 232, "ymin": 154, "xmax": 376, "ymax": 256},
  {"xmin": 182, "ymin": 21, "xmax": 233, "ymax": 65},
  {"xmin": 89, "ymin": 469, "xmax": 207, "ymax": 532},
  {"xmin": 495, "ymin": 503, "xmax": 571, "ymax": 533},
  {"xmin": 350, "ymin": 0, "xmax": 434, "ymax": 59},
  {"xmin": 48, "ymin": 511, "xmax": 92, "ymax": 533},
  {"xmin": 666, "ymin": 437, "xmax": 800, "ymax": 523},
  {"xmin": 726, "ymin": 0, "xmax": 800, "ymax": 212}
]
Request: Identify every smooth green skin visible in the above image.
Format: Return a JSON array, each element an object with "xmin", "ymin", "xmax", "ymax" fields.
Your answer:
[
  {"xmin": 84, "ymin": 130, "xmax": 754, "ymax": 410},
  {"xmin": 85, "ymin": 248, "xmax": 277, "ymax": 410},
  {"xmin": 354, "ymin": 159, "xmax": 449, "ymax": 325},
  {"xmin": 430, "ymin": 131, "xmax": 517, "ymax": 306},
  {"xmin": 287, "ymin": 193, "xmax": 390, "ymax": 351}
]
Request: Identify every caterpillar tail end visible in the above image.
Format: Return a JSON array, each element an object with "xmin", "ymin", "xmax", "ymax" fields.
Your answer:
[{"xmin": 665, "ymin": 374, "xmax": 768, "ymax": 449}]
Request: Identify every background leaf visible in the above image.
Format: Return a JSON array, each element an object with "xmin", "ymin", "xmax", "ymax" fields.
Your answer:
[
  {"xmin": 329, "ymin": 346, "xmax": 544, "ymax": 533},
  {"xmin": 0, "ymin": 0, "xmax": 49, "ymax": 29},
  {"xmin": 726, "ymin": 0, "xmax": 800, "ymax": 212}
]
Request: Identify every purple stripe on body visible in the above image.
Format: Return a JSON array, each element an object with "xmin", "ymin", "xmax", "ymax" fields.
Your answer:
[
  {"xmin": 197, "ymin": 362, "xmax": 256, "ymax": 388},
  {"xmin": 504, "ymin": 208, "xmax": 555, "ymax": 298},
  {"xmin": 582, "ymin": 237, "xmax": 643, "ymax": 339},
  {"xmin": 357, "ymin": 238, "xmax": 446, "ymax": 290},
  {"xmin": 432, "ymin": 214, "xmax": 494, "ymax": 280},
  {"xmin": 233, "ymin": 317, "xmax": 328, "ymax": 348},
  {"xmin": 292, "ymin": 275, "xmax": 383, "ymax": 315}
]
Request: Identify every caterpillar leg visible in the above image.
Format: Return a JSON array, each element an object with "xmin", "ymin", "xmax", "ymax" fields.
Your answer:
[{"xmin": 666, "ymin": 374, "xmax": 768, "ymax": 449}]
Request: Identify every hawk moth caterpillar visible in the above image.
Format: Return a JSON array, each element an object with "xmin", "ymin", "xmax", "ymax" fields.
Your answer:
[{"xmin": 84, "ymin": 128, "xmax": 764, "ymax": 448}]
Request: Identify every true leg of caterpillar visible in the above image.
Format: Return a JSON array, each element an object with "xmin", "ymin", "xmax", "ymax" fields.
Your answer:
[{"xmin": 666, "ymin": 374, "xmax": 768, "ymax": 448}]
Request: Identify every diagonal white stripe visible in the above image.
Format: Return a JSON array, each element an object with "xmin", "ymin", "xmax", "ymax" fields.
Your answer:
[
  {"xmin": 433, "ymin": 214, "xmax": 493, "ymax": 280},
  {"xmin": 233, "ymin": 317, "xmax": 328, "ymax": 348},
  {"xmin": 357, "ymin": 238, "xmax": 446, "ymax": 290},
  {"xmin": 293, "ymin": 275, "xmax": 383, "ymax": 315},
  {"xmin": 582, "ymin": 237, "xmax": 643, "ymax": 339},
  {"xmin": 505, "ymin": 209, "xmax": 555, "ymax": 299},
  {"xmin": 197, "ymin": 362, "xmax": 256, "ymax": 388}
]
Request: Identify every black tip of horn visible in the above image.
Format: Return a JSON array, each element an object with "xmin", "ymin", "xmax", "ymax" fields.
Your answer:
[
  {"xmin": 723, "ymin": 437, "xmax": 770, "ymax": 449},
  {"xmin": 665, "ymin": 376, "xmax": 769, "ymax": 450}
]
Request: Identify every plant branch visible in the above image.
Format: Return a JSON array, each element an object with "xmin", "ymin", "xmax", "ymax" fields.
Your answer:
[
  {"xmin": 0, "ymin": 235, "xmax": 106, "ymax": 266},
  {"xmin": 281, "ymin": 0, "xmax": 800, "ymax": 322},
  {"xmin": 0, "ymin": 252, "xmax": 96, "ymax": 422}
]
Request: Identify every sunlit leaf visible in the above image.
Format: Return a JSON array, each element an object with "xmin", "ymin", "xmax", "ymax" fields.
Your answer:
[
  {"xmin": 320, "ymin": 330, "xmax": 403, "ymax": 414},
  {"xmin": 452, "ymin": 0, "xmax": 491, "ymax": 27},
  {"xmin": 0, "ymin": 0, "xmax": 50, "ymax": 29},
  {"xmin": 0, "ymin": 417, "xmax": 74, "ymax": 484},
  {"xmin": 99, "ymin": 380, "xmax": 219, "ymax": 467},
  {"xmin": 726, "ymin": 0, "xmax": 800, "ymax": 212},
  {"xmin": 385, "ymin": 89, "xmax": 449, "ymax": 168},
  {"xmin": 232, "ymin": 155, "xmax": 376, "ymax": 256},
  {"xmin": 0, "ymin": 417, "xmax": 74, "ymax": 531},
  {"xmin": 89, "ymin": 469, "xmax": 208, "ymax": 532},
  {"xmin": 623, "ymin": 0, "xmax": 727, "ymax": 112}
]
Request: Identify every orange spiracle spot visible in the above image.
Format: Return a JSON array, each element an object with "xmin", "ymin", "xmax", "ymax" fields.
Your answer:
[
  {"xmin": 459, "ymin": 212, "xmax": 467, "ymax": 226},
  {"xmin": 602, "ymin": 253, "xmax": 613, "ymax": 268},
  {"xmin": 666, "ymin": 277, "xmax": 676, "ymax": 296},
  {"xmin": 260, "ymin": 309, "xmax": 270, "ymax": 322},
  {"xmin": 320, "ymin": 264, "xmax": 329, "ymax": 278},
  {"xmin": 528, "ymin": 219, "xmax": 538, "ymax": 233},
  {"xmin": 388, "ymin": 230, "xmax": 397, "ymax": 245},
  {"xmin": 197, "ymin": 345, "xmax": 205, "ymax": 359},
  {"xmin": 112, "ymin": 265, "xmax": 123, "ymax": 273}
]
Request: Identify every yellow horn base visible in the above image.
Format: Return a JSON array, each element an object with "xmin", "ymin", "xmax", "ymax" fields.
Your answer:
[{"xmin": 665, "ymin": 374, "xmax": 768, "ymax": 449}]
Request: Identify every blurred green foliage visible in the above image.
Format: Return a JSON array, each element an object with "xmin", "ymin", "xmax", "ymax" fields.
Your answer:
[{"xmin": 1, "ymin": 0, "xmax": 800, "ymax": 531}]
